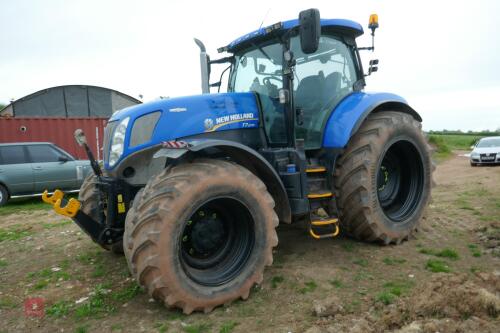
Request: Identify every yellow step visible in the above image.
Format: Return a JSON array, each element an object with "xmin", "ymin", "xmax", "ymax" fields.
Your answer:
[
  {"xmin": 307, "ymin": 191, "xmax": 333, "ymax": 199},
  {"xmin": 311, "ymin": 218, "xmax": 338, "ymax": 226},
  {"xmin": 306, "ymin": 166, "xmax": 326, "ymax": 173}
]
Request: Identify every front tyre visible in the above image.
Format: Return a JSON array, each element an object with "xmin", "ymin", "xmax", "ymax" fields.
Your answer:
[
  {"xmin": 123, "ymin": 159, "xmax": 279, "ymax": 314},
  {"xmin": 335, "ymin": 111, "xmax": 432, "ymax": 244}
]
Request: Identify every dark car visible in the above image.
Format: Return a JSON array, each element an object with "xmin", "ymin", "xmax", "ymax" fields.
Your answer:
[{"xmin": 0, "ymin": 142, "xmax": 91, "ymax": 206}]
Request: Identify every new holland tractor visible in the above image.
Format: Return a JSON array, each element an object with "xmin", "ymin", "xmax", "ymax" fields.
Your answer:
[{"xmin": 42, "ymin": 9, "xmax": 432, "ymax": 313}]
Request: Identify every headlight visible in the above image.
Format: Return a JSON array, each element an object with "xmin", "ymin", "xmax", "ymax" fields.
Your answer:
[
  {"xmin": 108, "ymin": 117, "xmax": 129, "ymax": 167},
  {"xmin": 470, "ymin": 152, "xmax": 479, "ymax": 158}
]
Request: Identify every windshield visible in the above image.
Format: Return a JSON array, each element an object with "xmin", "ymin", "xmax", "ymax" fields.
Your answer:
[
  {"xmin": 477, "ymin": 138, "xmax": 500, "ymax": 148},
  {"xmin": 229, "ymin": 35, "xmax": 358, "ymax": 148}
]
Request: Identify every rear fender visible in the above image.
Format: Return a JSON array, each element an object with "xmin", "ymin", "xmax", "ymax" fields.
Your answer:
[
  {"xmin": 322, "ymin": 92, "xmax": 422, "ymax": 149},
  {"xmin": 154, "ymin": 139, "xmax": 292, "ymax": 223}
]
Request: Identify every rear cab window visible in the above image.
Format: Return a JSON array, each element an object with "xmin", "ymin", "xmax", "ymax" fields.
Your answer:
[{"xmin": 0, "ymin": 145, "xmax": 29, "ymax": 165}]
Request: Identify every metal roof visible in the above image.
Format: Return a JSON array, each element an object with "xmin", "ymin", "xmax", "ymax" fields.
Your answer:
[
  {"xmin": 225, "ymin": 18, "xmax": 364, "ymax": 52},
  {"xmin": 0, "ymin": 85, "xmax": 141, "ymax": 118}
]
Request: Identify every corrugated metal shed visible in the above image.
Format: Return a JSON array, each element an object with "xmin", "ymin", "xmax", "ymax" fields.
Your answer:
[
  {"xmin": 0, "ymin": 118, "xmax": 107, "ymax": 160},
  {"xmin": 0, "ymin": 85, "xmax": 141, "ymax": 118}
]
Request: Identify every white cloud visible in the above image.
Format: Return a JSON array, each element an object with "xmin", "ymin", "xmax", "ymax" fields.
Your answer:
[{"xmin": 1, "ymin": 0, "xmax": 499, "ymax": 130}]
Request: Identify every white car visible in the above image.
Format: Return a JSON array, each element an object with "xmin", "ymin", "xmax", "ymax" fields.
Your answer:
[{"xmin": 470, "ymin": 136, "xmax": 500, "ymax": 166}]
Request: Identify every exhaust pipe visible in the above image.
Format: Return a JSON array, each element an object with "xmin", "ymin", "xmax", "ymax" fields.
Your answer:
[{"xmin": 194, "ymin": 38, "xmax": 210, "ymax": 94}]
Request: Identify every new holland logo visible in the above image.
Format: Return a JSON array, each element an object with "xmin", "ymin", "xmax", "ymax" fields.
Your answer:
[
  {"xmin": 204, "ymin": 113, "xmax": 258, "ymax": 132},
  {"xmin": 204, "ymin": 118, "xmax": 214, "ymax": 130}
]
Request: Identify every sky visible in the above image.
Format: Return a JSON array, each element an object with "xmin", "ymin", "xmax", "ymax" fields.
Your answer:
[{"xmin": 1, "ymin": 0, "xmax": 500, "ymax": 131}]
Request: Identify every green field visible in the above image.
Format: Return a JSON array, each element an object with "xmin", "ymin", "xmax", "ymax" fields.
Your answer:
[{"xmin": 427, "ymin": 134, "xmax": 487, "ymax": 161}]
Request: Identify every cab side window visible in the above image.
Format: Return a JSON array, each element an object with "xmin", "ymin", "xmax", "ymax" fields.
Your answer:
[
  {"xmin": 0, "ymin": 146, "xmax": 28, "ymax": 165},
  {"xmin": 26, "ymin": 145, "xmax": 64, "ymax": 163}
]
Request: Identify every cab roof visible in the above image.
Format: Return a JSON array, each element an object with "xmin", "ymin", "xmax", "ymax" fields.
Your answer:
[{"xmin": 223, "ymin": 18, "xmax": 364, "ymax": 53}]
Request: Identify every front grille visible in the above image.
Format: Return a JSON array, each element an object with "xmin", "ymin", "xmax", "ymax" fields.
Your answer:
[
  {"xmin": 103, "ymin": 121, "xmax": 117, "ymax": 164},
  {"xmin": 480, "ymin": 153, "xmax": 497, "ymax": 162}
]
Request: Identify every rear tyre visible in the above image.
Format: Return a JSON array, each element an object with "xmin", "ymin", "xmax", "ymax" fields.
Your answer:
[
  {"xmin": 123, "ymin": 159, "xmax": 279, "ymax": 314},
  {"xmin": 0, "ymin": 184, "xmax": 8, "ymax": 207},
  {"xmin": 79, "ymin": 174, "xmax": 124, "ymax": 254},
  {"xmin": 334, "ymin": 111, "xmax": 432, "ymax": 244}
]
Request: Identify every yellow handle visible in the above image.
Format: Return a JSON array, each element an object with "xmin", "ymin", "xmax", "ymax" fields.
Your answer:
[
  {"xmin": 42, "ymin": 189, "xmax": 64, "ymax": 205},
  {"xmin": 53, "ymin": 198, "xmax": 81, "ymax": 218}
]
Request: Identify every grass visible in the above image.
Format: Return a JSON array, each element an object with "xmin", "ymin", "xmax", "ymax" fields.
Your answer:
[
  {"xmin": 375, "ymin": 280, "xmax": 414, "ymax": 305},
  {"xmin": 340, "ymin": 242, "xmax": 356, "ymax": 252},
  {"xmin": 74, "ymin": 284, "xmax": 115, "ymax": 318},
  {"xmin": 271, "ymin": 275, "xmax": 284, "ymax": 289},
  {"xmin": 0, "ymin": 198, "xmax": 52, "ymax": 216},
  {"xmin": 42, "ymin": 219, "xmax": 72, "ymax": 229},
  {"xmin": 154, "ymin": 322, "xmax": 169, "ymax": 333},
  {"xmin": 219, "ymin": 321, "xmax": 238, "ymax": 333},
  {"xmin": 376, "ymin": 291, "xmax": 396, "ymax": 305},
  {"xmin": 425, "ymin": 259, "xmax": 452, "ymax": 273},
  {"xmin": 353, "ymin": 258, "xmax": 368, "ymax": 267},
  {"xmin": 382, "ymin": 257, "xmax": 406, "ymax": 265},
  {"xmin": 0, "ymin": 296, "xmax": 17, "ymax": 309},
  {"xmin": 46, "ymin": 300, "xmax": 72, "ymax": 318},
  {"xmin": 299, "ymin": 280, "xmax": 317, "ymax": 294},
  {"xmin": 468, "ymin": 244, "xmax": 482, "ymax": 257},
  {"xmin": 419, "ymin": 247, "xmax": 460, "ymax": 260},
  {"xmin": 428, "ymin": 134, "xmax": 483, "ymax": 150},
  {"xmin": 183, "ymin": 323, "xmax": 211, "ymax": 333},
  {"xmin": 428, "ymin": 135, "xmax": 452, "ymax": 160},
  {"xmin": 0, "ymin": 259, "xmax": 7, "ymax": 267},
  {"xmin": 0, "ymin": 225, "xmax": 33, "ymax": 242},
  {"xmin": 329, "ymin": 278, "xmax": 343, "ymax": 288},
  {"xmin": 26, "ymin": 266, "xmax": 71, "ymax": 290},
  {"xmin": 110, "ymin": 281, "xmax": 142, "ymax": 302}
]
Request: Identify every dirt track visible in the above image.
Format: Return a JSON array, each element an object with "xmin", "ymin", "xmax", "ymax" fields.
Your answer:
[{"xmin": 0, "ymin": 152, "xmax": 499, "ymax": 332}]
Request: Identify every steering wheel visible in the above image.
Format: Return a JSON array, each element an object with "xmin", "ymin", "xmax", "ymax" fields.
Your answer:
[{"xmin": 263, "ymin": 76, "xmax": 282, "ymax": 86}]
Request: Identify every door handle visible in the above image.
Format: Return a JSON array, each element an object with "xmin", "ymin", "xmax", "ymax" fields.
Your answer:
[{"xmin": 33, "ymin": 166, "xmax": 43, "ymax": 170}]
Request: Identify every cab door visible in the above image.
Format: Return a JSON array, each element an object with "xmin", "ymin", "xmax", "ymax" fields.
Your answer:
[
  {"xmin": 26, "ymin": 144, "xmax": 78, "ymax": 192},
  {"xmin": 291, "ymin": 35, "xmax": 359, "ymax": 149}
]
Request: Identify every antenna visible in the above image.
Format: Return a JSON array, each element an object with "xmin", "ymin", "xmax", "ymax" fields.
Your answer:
[{"xmin": 258, "ymin": 8, "xmax": 271, "ymax": 29}]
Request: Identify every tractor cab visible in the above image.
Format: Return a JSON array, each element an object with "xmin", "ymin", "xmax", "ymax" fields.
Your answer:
[
  {"xmin": 198, "ymin": 10, "xmax": 368, "ymax": 151},
  {"xmin": 228, "ymin": 31, "xmax": 361, "ymax": 149}
]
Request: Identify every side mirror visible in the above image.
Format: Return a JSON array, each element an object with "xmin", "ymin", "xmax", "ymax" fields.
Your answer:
[
  {"xmin": 299, "ymin": 8, "xmax": 321, "ymax": 54},
  {"xmin": 58, "ymin": 156, "xmax": 69, "ymax": 163},
  {"xmin": 470, "ymin": 145, "xmax": 475, "ymax": 150}
]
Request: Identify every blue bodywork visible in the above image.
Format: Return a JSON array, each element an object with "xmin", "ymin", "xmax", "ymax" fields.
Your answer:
[
  {"xmin": 322, "ymin": 92, "xmax": 412, "ymax": 149},
  {"xmin": 226, "ymin": 19, "xmax": 364, "ymax": 52},
  {"xmin": 106, "ymin": 93, "xmax": 259, "ymax": 170}
]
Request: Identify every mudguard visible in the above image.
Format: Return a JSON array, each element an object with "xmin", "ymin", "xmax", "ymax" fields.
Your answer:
[
  {"xmin": 154, "ymin": 139, "xmax": 292, "ymax": 223},
  {"xmin": 322, "ymin": 92, "xmax": 422, "ymax": 149}
]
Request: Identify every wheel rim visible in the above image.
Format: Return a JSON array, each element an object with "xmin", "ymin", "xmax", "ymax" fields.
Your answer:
[
  {"xmin": 377, "ymin": 140, "xmax": 424, "ymax": 222},
  {"xmin": 179, "ymin": 197, "xmax": 255, "ymax": 286}
]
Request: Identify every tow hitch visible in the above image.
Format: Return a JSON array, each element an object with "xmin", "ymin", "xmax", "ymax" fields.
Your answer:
[{"xmin": 42, "ymin": 190, "xmax": 123, "ymax": 246}]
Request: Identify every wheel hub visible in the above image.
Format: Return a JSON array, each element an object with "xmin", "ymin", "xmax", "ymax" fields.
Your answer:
[
  {"xmin": 179, "ymin": 197, "xmax": 255, "ymax": 286},
  {"xmin": 186, "ymin": 211, "xmax": 226, "ymax": 256}
]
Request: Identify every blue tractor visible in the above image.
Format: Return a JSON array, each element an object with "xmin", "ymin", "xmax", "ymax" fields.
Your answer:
[{"xmin": 44, "ymin": 9, "xmax": 432, "ymax": 313}]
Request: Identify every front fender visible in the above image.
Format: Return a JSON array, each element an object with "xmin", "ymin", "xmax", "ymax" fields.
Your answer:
[
  {"xmin": 154, "ymin": 139, "xmax": 292, "ymax": 223},
  {"xmin": 322, "ymin": 92, "xmax": 422, "ymax": 149}
]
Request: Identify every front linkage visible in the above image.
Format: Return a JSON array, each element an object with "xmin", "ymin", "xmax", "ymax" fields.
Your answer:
[{"xmin": 41, "ymin": 130, "xmax": 132, "ymax": 248}]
